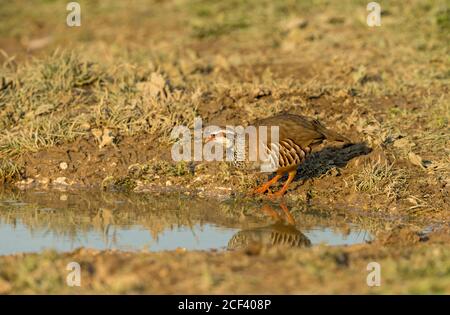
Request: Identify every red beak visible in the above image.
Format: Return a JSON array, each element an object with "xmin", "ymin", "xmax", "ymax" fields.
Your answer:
[{"xmin": 204, "ymin": 135, "xmax": 214, "ymax": 143}]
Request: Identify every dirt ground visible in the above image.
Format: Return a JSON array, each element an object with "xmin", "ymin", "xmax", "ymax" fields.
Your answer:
[{"xmin": 0, "ymin": 0, "xmax": 449, "ymax": 294}]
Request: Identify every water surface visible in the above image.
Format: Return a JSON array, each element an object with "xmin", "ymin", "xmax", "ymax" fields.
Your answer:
[{"xmin": 0, "ymin": 190, "xmax": 372, "ymax": 255}]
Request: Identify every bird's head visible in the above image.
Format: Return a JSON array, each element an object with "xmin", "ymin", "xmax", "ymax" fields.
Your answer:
[{"xmin": 204, "ymin": 127, "xmax": 236, "ymax": 150}]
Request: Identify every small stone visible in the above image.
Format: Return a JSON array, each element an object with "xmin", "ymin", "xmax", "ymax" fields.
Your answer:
[
  {"xmin": 54, "ymin": 177, "xmax": 68, "ymax": 185},
  {"xmin": 80, "ymin": 122, "xmax": 91, "ymax": 131},
  {"xmin": 59, "ymin": 162, "xmax": 68, "ymax": 170},
  {"xmin": 60, "ymin": 194, "xmax": 68, "ymax": 201},
  {"xmin": 25, "ymin": 36, "xmax": 53, "ymax": 51},
  {"xmin": 165, "ymin": 180, "xmax": 172, "ymax": 186},
  {"xmin": 16, "ymin": 178, "xmax": 34, "ymax": 187},
  {"xmin": 38, "ymin": 177, "xmax": 50, "ymax": 185}
]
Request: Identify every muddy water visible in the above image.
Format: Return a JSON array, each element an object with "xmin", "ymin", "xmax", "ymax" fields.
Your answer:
[{"xmin": 0, "ymin": 190, "xmax": 372, "ymax": 255}]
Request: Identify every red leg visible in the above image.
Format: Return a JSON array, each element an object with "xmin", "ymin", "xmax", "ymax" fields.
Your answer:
[
  {"xmin": 253, "ymin": 174, "xmax": 282, "ymax": 195},
  {"xmin": 260, "ymin": 204, "xmax": 282, "ymax": 221},
  {"xmin": 279, "ymin": 202, "xmax": 296, "ymax": 225},
  {"xmin": 271, "ymin": 170, "xmax": 297, "ymax": 198}
]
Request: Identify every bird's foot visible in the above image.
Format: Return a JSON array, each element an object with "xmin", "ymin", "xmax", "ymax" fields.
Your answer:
[
  {"xmin": 267, "ymin": 190, "xmax": 285, "ymax": 200},
  {"xmin": 252, "ymin": 185, "xmax": 270, "ymax": 195}
]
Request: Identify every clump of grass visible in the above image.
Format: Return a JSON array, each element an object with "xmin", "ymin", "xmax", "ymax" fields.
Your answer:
[
  {"xmin": 127, "ymin": 160, "xmax": 191, "ymax": 181},
  {"xmin": 353, "ymin": 161, "xmax": 408, "ymax": 200},
  {"xmin": 0, "ymin": 158, "xmax": 23, "ymax": 183},
  {"xmin": 435, "ymin": 8, "xmax": 450, "ymax": 32},
  {"xmin": 189, "ymin": 0, "xmax": 254, "ymax": 39},
  {"xmin": 427, "ymin": 95, "xmax": 449, "ymax": 130},
  {"xmin": 112, "ymin": 177, "xmax": 138, "ymax": 191},
  {"xmin": 0, "ymin": 50, "xmax": 198, "ymax": 161},
  {"xmin": 101, "ymin": 175, "xmax": 137, "ymax": 191},
  {"xmin": 192, "ymin": 19, "xmax": 249, "ymax": 39},
  {"xmin": 0, "ymin": 50, "xmax": 103, "ymax": 156},
  {"xmin": 145, "ymin": 160, "xmax": 191, "ymax": 178}
]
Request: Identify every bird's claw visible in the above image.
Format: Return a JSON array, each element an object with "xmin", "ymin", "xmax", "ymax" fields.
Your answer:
[
  {"xmin": 267, "ymin": 190, "xmax": 285, "ymax": 200},
  {"xmin": 251, "ymin": 186, "xmax": 269, "ymax": 195}
]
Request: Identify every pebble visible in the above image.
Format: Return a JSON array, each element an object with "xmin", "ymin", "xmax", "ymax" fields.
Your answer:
[
  {"xmin": 38, "ymin": 177, "xmax": 50, "ymax": 185},
  {"xmin": 54, "ymin": 177, "xmax": 68, "ymax": 185},
  {"xmin": 59, "ymin": 162, "xmax": 68, "ymax": 170},
  {"xmin": 16, "ymin": 178, "xmax": 34, "ymax": 186}
]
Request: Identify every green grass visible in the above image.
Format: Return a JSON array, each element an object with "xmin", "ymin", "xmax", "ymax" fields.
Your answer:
[
  {"xmin": 0, "ymin": 50, "xmax": 199, "ymax": 159},
  {"xmin": 0, "ymin": 158, "xmax": 23, "ymax": 183},
  {"xmin": 353, "ymin": 161, "xmax": 408, "ymax": 201}
]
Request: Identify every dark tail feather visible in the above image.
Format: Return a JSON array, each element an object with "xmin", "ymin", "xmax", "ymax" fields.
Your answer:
[{"xmin": 311, "ymin": 119, "xmax": 352, "ymax": 144}]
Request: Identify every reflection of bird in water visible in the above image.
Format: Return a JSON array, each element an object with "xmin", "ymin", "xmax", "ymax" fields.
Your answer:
[
  {"xmin": 228, "ymin": 222, "xmax": 311, "ymax": 250},
  {"xmin": 227, "ymin": 202, "xmax": 311, "ymax": 250}
]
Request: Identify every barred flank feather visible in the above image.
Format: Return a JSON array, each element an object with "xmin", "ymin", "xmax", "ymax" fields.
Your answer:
[{"xmin": 228, "ymin": 223, "xmax": 311, "ymax": 250}]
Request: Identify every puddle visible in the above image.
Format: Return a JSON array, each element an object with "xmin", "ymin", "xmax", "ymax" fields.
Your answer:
[{"xmin": 0, "ymin": 190, "xmax": 372, "ymax": 255}]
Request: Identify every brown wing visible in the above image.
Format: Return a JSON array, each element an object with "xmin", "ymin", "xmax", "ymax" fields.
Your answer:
[{"xmin": 253, "ymin": 114, "xmax": 328, "ymax": 148}]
